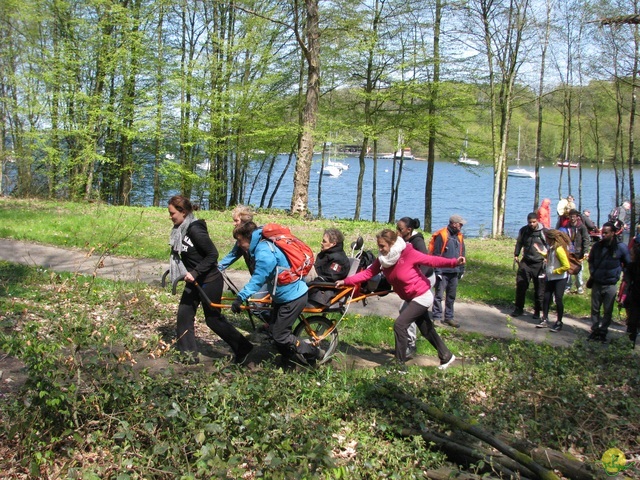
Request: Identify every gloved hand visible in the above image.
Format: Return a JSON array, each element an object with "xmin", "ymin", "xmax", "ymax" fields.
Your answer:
[{"xmin": 231, "ymin": 297, "xmax": 243, "ymax": 314}]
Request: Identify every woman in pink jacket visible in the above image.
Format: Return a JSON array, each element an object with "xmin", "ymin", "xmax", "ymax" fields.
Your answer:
[{"xmin": 336, "ymin": 229, "xmax": 465, "ymax": 368}]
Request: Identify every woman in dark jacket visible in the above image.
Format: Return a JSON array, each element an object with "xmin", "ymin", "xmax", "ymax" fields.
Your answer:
[
  {"xmin": 311, "ymin": 228, "xmax": 351, "ymax": 282},
  {"xmin": 168, "ymin": 195, "xmax": 253, "ymax": 364}
]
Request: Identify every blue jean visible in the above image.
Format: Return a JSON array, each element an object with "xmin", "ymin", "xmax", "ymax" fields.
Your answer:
[
  {"xmin": 432, "ymin": 272, "xmax": 459, "ymax": 321},
  {"xmin": 566, "ymin": 268, "xmax": 584, "ymax": 291}
]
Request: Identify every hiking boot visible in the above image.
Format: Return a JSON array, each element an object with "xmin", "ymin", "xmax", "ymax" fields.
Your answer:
[
  {"xmin": 438, "ymin": 354, "xmax": 456, "ymax": 370},
  {"xmin": 535, "ymin": 318, "xmax": 549, "ymax": 328},
  {"xmin": 587, "ymin": 331, "xmax": 606, "ymax": 342},
  {"xmin": 549, "ymin": 321, "xmax": 563, "ymax": 332},
  {"xmin": 443, "ymin": 319, "xmax": 460, "ymax": 328},
  {"xmin": 510, "ymin": 308, "xmax": 524, "ymax": 317},
  {"xmin": 532, "ymin": 311, "xmax": 541, "ymax": 320},
  {"xmin": 301, "ymin": 346, "xmax": 326, "ymax": 367},
  {"xmin": 233, "ymin": 344, "xmax": 254, "ymax": 365}
]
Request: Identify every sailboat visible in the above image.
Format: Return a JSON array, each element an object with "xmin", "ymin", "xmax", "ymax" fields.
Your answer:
[
  {"xmin": 458, "ymin": 132, "xmax": 479, "ymax": 166},
  {"xmin": 508, "ymin": 128, "xmax": 535, "ymax": 179}
]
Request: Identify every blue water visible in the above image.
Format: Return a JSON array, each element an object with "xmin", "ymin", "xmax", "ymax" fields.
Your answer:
[
  {"xmin": 237, "ymin": 155, "xmax": 634, "ymax": 238},
  {"xmin": 4, "ymin": 152, "xmax": 625, "ymax": 238}
]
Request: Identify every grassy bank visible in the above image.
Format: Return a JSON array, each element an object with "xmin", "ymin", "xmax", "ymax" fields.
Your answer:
[{"xmin": 0, "ymin": 197, "xmax": 592, "ymax": 318}]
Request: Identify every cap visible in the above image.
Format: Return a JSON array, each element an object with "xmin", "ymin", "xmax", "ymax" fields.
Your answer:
[{"xmin": 449, "ymin": 214, "xmax": 466, "ymax": 225}]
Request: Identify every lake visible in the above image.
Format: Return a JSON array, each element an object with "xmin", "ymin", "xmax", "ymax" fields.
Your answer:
[
  {"xmin": 232, "ymin": 155, "xmax": 635, "ymax": 238},
  {"xmin": 5, "ymin": 152, "xmax": 624, "ymax": 238}
]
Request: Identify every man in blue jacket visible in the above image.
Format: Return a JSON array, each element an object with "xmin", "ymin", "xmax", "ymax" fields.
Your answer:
[
  {"xmin": 588, "ymin": 222, "xmax": 631, "ymax": 342},
  {"xmin": 231, "ymin": 222, "xmax": 325, "ymax": 365}
]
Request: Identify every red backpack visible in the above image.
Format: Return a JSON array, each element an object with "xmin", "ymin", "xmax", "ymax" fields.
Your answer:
[{"xmin": 261, "ymin": 223, "xmax": 315, "ymax": 285}]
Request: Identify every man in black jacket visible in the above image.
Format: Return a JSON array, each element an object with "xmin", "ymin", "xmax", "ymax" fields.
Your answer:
[
  {"xmin": 512, "ymin": 213, "xmax": 548, "ymax": 318},
  {"xmin": 565, "ymin": 209, "xmax": 591, "ymax": 294},
  {"xmin": 588, "ymin": 222, "xmax": 631, "ymax": 342}
]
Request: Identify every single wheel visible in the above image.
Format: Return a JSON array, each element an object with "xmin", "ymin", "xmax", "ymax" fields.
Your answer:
[{"xmin": 293, "ymin": 315, "xmax": 339, "ymax": 364}]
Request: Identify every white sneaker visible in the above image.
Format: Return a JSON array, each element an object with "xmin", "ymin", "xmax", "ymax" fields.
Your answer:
[{"xmin": 438, "ymin": 354, "xmax": 456, "ymax": 370}]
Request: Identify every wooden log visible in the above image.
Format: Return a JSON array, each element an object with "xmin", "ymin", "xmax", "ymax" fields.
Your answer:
[
  {"xmin": 529, "ymin": 448, "xmax": 604, "ymax": 480},
  {"xmin": 402, "ymin": 427, "xmax": 536, "ymax": 479},
  {"xmin": 381, "ymin": 386, "xmax": 561, "ymax": 480}
]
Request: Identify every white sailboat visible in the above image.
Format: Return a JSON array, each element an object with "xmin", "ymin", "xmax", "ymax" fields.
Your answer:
[
  {"xmin": 327, "ymin": 159, "xmax": 349, "ymax": 170},
  {"xmin": 322, "ymin": 164, "xmax": 343, "ymax": 177},
  {"xmin": 458, "ymin": 132, "xmax": 479, "ymax": 166},
  {"xmin": 508, "ymin": 128, "xmax": 535, "ymax": 179}
]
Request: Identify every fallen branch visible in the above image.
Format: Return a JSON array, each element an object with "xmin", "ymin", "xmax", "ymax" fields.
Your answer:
[
  {"xmin": 402, "ymin": 427, "xmax": 536, "ymax": 479},
  {"xmin": 378, "ymin": 385, "xmax": 561, "ymax": 480}
]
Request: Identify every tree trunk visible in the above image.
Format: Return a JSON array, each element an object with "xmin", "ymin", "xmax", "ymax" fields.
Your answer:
[
  {"xmin": 290, "ymin": 0, "xmax": 320, "ymax": 217},
  {"xmin": 534, "ymin": 0, "xmax": 552, "ymax": 211},
  {"xmin": 424, "ymin": 0, "xmax": 441, "ymax": 234}
]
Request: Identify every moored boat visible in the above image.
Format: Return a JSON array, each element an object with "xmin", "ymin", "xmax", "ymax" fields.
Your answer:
[
  {"xmin": 508, "ymin": 167, "xmax": 535, "ymax": 178},
  {"xmin": 556, "ymin": 161, "xmax": 579, "ymax": 168},
  {"xmin": 322, "ymin": 165, "xmax": 342, "ymax": 177}
]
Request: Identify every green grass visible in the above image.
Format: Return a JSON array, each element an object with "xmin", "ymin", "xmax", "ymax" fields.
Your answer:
[
  {"xmin": 0, "ymin": 263, "xmax": 638, "ymax": 478},
  {"xmin": 0, "ymin": 198, "xmax": 594, "ymax": 318}
]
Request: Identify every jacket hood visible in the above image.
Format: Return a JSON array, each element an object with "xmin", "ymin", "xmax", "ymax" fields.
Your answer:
[
  {"xmin": 248, "ymin": 227, "xmax": 264, "ymax": 255},
  {"xmin": 532, "ymin": 222, "xmax": 544, "ymax": 232}
]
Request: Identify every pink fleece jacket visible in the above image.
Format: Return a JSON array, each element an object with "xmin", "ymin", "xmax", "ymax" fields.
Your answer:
[{"xmin": 343, "ymin": 243, "xmax": 459, "ymax": 301}]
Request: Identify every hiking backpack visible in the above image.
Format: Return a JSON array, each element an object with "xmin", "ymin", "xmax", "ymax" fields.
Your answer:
[{"xmin": 261, "ymin": 223, "xmax": 314, "ymax": 285}]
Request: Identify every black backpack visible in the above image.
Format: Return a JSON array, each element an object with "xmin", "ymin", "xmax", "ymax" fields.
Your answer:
[{"xmin": 357, "ymin": 250, "xmax": 376, "ymax": 271}]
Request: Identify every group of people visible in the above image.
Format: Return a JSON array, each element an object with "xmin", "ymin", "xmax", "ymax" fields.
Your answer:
[
  {"xmin": 167, "ymin": 193, "xmax": 638, "ymax": 371},
  {"xmin": 168, "ymin": 194, "xmax": 468, "ymax": 369},
  {"xmin": 516, "ymin": 196, "xmax": 638, "ymax": 344}
]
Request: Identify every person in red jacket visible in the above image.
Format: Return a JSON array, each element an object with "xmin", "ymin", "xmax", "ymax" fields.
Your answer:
[
  {"xmin": 537, "ymin": 198, "xmax": 551, "ymax": 229},
  {"xmin": 336, "ymin": 229, "xmax": 465, "ymax": 368}
]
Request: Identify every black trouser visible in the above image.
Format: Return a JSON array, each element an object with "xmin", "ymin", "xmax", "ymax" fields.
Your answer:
[
  {"xmin": 177, "ymin": 274, "xmax": 252, "ymax": 357},
  {"xmin": 515, "ymin": 261, "xmax": 545, "ymax": 313},
  {"xmin": 394, "ymin": 300, "xmax": 452, "ymax": 364},
  {"xmin": 271, "ymin": 292, "xmax": 317, "ymax": 358},
  {"xmin": 543, "ymin": 277, "xmax": 568, "ymax": 322}
]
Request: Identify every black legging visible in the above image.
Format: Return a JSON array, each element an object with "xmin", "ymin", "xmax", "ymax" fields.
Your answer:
[
  {"xmin": 394, "ymin": 300, "xmax": 452, "ymax": 364},
  {"xmin": 542, "ymin": 277, "xmax": 569, "ymax": 323},
  {"xmin": 177, "ymin": 273, "xmax": 252, "ymax": 357}
]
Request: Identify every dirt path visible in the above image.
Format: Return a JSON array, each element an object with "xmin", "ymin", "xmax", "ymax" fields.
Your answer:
[{"xmin": 0, "ymin": 238, "xmax": 631, "ymax": 377}]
